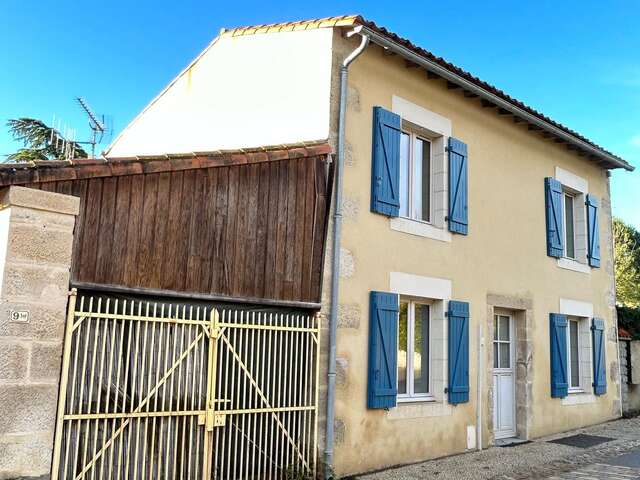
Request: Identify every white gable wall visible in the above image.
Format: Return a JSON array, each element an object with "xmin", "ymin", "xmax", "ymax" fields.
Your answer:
[{"xmin": 106, "ymin": 28, "xmax": 334, "ymax": 157}]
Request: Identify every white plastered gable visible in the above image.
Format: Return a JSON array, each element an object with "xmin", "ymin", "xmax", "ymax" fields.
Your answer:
[{"xmin": 106, "ymin": 28, "xmax": 334, "ymax": 157}]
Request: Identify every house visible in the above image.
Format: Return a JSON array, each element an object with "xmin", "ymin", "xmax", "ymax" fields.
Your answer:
[
  {"xmin": 0, "ymin": 14, "xmax": 634, "ymax": 480},
  {"xmin": 106, "ymin": 15, "xmax": 634, "ymax": 477}
]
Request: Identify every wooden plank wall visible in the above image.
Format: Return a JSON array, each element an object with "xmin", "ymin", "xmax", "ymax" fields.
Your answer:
[{"xmin": 26, "ymin": 155, "xmax": 330, "ymax": 304}]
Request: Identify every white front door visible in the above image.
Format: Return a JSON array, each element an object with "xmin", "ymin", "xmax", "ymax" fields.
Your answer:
[{"xmin": 493, "ymin": 314, "xmax": 516, "ymax": 439}]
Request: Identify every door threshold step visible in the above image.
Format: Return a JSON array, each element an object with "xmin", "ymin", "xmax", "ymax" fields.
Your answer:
[{"xmin": 495, "ymin": 437, "xmax": 530, "ymax": 447}]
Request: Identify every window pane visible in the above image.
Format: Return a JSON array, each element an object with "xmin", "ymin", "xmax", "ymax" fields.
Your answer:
[
  {"xmin": 493, "ymin": 316, "xmax": 499, "ymax": 341},
  {"xmin": 565, "ymin": 194, "xmax": 575, "ymax": 259},
  {"xmin": 499, "ymin": 343, "xmax": 510, "ymax": 368},
  {"xmin": 399, "ymin": 133, "xmax": 410, "ymax": 218},
  {"xmin": 498, "ymin": 316, "xmax": 510, "ymax": 341},
  {"xmin": 398, "ymin": 302, "xmax": 408, "ymax": 395},
  {"xmin": 415, "ymin": 138, "xmax": 431, "ymax": 222},
  {"xmin": 413, "ymin": 304, "xmax": 429, "ymax": 394},
  {"xmin": 493, "ymin": 343, "xmax": 499, "ymax": 368},
  {"xmin": 570, "ymin": 320, "xmax": 580, "ymax": 388}
]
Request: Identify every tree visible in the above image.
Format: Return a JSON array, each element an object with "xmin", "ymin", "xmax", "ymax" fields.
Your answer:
[
  {"xmin": 5, "ymin": 118, "xmax": 87, "ymax": 162},
  {"xmin": 613, "ymin": 217, "xmax": 640, "ymax": 308}
]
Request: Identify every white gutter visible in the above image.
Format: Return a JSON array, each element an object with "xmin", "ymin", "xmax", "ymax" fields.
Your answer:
[
  {"xmin": 324, "ymin": 28, "xmax": 369, "ymax": 479},
  {"xmin": 359, "ymin": 26, "xmax": 633, "ymax": 172}
]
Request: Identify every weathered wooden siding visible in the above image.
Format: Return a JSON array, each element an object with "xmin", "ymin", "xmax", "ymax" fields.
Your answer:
[{"xmin": 26, "ymin": 155, "xmax": 330, "ymax": 304}]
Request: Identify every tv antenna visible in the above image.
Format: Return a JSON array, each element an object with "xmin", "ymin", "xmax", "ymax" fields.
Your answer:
[{"xmin": 75, "ymin": 97, "xmax": 107, "ymax": 158}]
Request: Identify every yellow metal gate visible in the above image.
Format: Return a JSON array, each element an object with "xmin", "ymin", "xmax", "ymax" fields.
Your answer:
[{"xmin": 52, "ymin": 290, "xmax": 321, "ymax": 480}]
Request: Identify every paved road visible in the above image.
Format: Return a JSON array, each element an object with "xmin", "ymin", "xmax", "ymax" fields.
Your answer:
[
  {"xmin": 548, "ymin": 450, "xmax": 640, "ymax": 480},
  {"xmin": 356, "ymin": 418, "xmax": 640, "ymax": 480}
]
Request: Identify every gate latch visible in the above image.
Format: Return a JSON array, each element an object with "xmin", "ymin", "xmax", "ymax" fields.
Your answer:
[
  {"xmin": 199, "ymin": 410, "xmax": 226, "ymax": 430},
  {"xmin": 214, "ymin": 413, "xmax": 226, "ymax": 427}
]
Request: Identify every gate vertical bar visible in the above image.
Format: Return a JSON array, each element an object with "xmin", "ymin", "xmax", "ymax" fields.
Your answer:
[
  {"xmin": 202, "ymin": 307, "xmax": 219, "ymax": 480},
  {"xmin": 51, "ymin": 289, "xmax": 78, "ymax": 480},
  {"xmin": 313, "ymin": 312, "xmax": 321, "ymax": 478}
]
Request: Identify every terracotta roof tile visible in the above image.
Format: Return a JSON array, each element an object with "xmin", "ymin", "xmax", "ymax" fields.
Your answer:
[
  {"xmin": 220, "ymin": 15, "xmax": 359, "ymax": 37},
  {"xmin": 619, "ymin": 327, "xmax": 632, "ymax": 339},
  {"xmin": 0, "ymin": 142, "xmax": 332, "ymax": 187}
]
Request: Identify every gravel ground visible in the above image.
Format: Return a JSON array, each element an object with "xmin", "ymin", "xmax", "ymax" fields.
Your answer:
[{"xmin": 354, "ymin": 417, "xmax": 640, "ymax": 480}]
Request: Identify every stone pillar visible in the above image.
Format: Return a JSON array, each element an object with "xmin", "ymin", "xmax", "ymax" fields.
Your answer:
[
  {"xmin": 0, "ymin": 186, "xmax": 79, "ymax": 480},
  {"xmin": 619, "ymin": 339, "xmax": 630, "ymax": 414}
]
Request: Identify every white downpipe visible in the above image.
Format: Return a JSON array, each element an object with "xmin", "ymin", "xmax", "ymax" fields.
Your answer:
[{"xmin": 477, "ymin": 323, "xmax": 484, "ymax": 450}]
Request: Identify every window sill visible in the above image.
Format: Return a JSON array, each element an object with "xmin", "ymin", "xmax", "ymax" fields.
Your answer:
[
  {"xmin": 397, "ymin": 395, "xmax": 436, "ymax": 404},
  {"xmin": 390, "ymin": 217, "xmax": 451, "ymax": 243},
  {"xmin": 562, "ymin": 391, "xmax": 596, "ymax": 406},
  {"xmin": 387, "ymin": 399, "xmax": 452, "ymax": 419},
  {"xmin": 557, "ymin": 257, "xmax": 590, "ymax": 274}
]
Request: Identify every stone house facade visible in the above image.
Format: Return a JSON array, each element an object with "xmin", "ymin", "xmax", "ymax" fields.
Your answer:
[
  {"xmin": 0, "ymin": 14, "xmax": 635, "ymax": 480},
  {"xmin": 103, "ymin": 14, "xmax": 637, "ymax": 478}
]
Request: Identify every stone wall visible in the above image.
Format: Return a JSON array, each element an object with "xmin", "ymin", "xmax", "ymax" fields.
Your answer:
[
  {"xmin": 620, "ymin": 339, "xmax": 631, "ymax": 412},
  {"xmin": 620, "ymin": 338, "xmax": 640, "ymax": 416},
  {"xmin": 0, "ymin": 186, "xmax": 79, "ymax": 480}
]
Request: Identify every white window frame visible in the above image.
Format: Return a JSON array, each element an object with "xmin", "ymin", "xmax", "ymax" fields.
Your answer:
[
  {"xmin": 555, "ymin": 167, "xmax": 590, "ymax": 273},
  {"xmin": 493, "ymin": 314, "xmax": 515, "ymax": 371},
  {"xmin": 397, "ymin": 298, "xmax": 433, "ymax": 402},
  {"xmin": 562, "ymin": 191, "xmax": 577, "ymax": 260},
  {"xmin": 567, "ymin": 317, "xmax": 582, "ymax": 392},
  {"xmin": 399, "ymin": 130, "xmax": 433, "ymax": 224},
  {"xmin": 390, "ymin": 96, "xmax": 452, "ymax": 243},
  {"xmin": 559, "ymin": 300, "xmax": 594, "ymax": 400}
]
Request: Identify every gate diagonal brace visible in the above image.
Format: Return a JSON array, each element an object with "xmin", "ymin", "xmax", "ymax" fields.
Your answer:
[
  {"xmin": 71, "ymin": 329, "xmax": 207, "ymax": 480},
  {"xmin": 200, "ymin": 324, "xmax": 225, "ymax": 340}
]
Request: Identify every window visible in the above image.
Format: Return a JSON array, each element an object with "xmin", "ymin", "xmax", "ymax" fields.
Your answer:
[
  {"xmin": 553, "ymin": 168, "xmax": 592, "ymax": 271},
  {"xmin": 398, "ymin": 299, "xmax": 431, "ymax": 399},
  {"xmin": 493, "ymin": 315, "xmax": 512, "ymax": 369},
  {"xmin": 563, "ymin": 192, "xmax": 576, "ymax": 259},
  {"xmin": 399, "ymin": 131, "xmax": 432, "ymax": 223},
  {"xmin": 567, "ymin": 318, "xmax": 581, "ymax": 390}
]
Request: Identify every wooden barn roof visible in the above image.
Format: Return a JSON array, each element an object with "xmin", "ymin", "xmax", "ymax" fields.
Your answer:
[{"xmin": 0, "ymin": 142, "xmax": 332, "ymax": 187}]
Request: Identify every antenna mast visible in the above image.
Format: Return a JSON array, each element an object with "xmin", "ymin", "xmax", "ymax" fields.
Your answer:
[{"xmin": 75, "ymin": 97, "xmax": 105, "ymax": 158}]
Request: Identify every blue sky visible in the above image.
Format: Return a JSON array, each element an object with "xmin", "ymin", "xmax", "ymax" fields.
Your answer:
[{"xmin": 1, "ymin": 1, "xmax": 638, "ymax": 228}]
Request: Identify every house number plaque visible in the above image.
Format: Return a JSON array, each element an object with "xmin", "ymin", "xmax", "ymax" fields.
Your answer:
[{"xmin": 9, "ymin": 310, "xmax": 30, "ymax": 323}]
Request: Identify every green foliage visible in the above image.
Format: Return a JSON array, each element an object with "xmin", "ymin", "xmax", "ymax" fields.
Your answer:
[
  {"xmin": 613, "ymin": 217, "xmax": 640, "ymax": 308},
  {"xmin": 5, "ymin": 118, "xmax": 87, "ymax": 162},
  {"xmin": 617, "ymin": 305, "xmax": 640, "ymax": 340}
]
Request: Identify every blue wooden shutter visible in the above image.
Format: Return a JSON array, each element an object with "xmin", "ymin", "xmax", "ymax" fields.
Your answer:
[
  {"xmin": 550, "ymin": 313, "xmax": 568, "ymax": 398},
  {"xmin": 367, "ymin": 291, "xmax": 399, "ymax": 409},
  {"xmin": 448, "ymin": 138, "xmax": 468, "ymax": 235},
  {"xmin": 586, "ymin": 194, "xmax": 601, "ymax": 268},
  {"xmin": 592, "ymin": 318, "xmax": 607, "ymax": 395},
  {"xmin": 371, "ymin": 107, "xmax": 401, "ymax": 217},
  {"xmin": 545, "ymin": 178, "xmax": 564, "ymax": 258},
  {"xmin": 448, "ymin": 300, "xmax": 469, "ymax": 404}
]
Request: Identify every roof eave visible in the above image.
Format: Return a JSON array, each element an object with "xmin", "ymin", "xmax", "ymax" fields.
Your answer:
[{"xmin": 358, "ymin": 25, "xmax": 634, "ymax": 172}]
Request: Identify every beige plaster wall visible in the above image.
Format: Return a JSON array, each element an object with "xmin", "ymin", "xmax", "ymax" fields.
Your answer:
[
  {"xmin": 0, "ymin": 186, "xmax": 79, "ymax": 479},
  {"xmin": 329, "ymin": 35, "xmax": 620, "ymax": 476}
]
